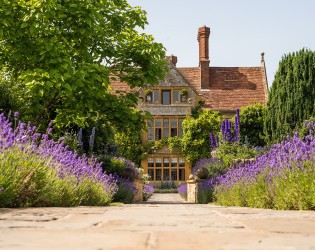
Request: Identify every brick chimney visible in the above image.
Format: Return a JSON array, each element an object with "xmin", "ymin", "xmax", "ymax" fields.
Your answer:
[
  {"xmin": 197, "ymin": 26, "xmax": 210, "ymax": 90},
  {"xmin": 167, "ymin": 54, "xmax": 177, "ymax": 66}
]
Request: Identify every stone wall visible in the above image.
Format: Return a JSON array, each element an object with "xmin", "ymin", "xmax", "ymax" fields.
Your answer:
[{"xmin": 133, "ymin": 178, "xmax": 143, "ymax": 202}]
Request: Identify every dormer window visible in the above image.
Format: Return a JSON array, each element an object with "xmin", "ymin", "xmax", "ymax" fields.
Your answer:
[
  {"xmin": 153, "ymin": 90, "xmax": 159, "ymax": 103},
  {"xmin": 174, "ymin": 90, "xmax": 180, "ymax": 103},
  {"xmin": 146, "ymin": 88, "xmax": 188, "ymax": 104},
  {"xmin": 162, "ymin": 90, "xmax": 171, "ymax": 105}
]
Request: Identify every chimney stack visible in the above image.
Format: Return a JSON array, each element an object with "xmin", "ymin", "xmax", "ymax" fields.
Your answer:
[
  {"xmin": 167, "ymin": 54, "xmax": 177, "ymax": 66},
  {"xmin": 197, "ymin": 26, "xmax": 210, "ymax": 90}
]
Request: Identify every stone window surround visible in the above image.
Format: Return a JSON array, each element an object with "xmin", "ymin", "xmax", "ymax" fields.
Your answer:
[{"xmin": 145, "ymin": 87, "xmax": 188, "ymax": 105}]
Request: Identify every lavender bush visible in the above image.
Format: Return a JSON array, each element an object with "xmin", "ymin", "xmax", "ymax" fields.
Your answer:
[
  {"xmin": 0, "ymin": 113, "xmax": 117, "ymax": 207},
  {"xmin": 113, "ymin": 175, "xmax": 137, "ymax": 204},
  {"xmin": 215, "ymin": 121, "xmax": 315, "ymax": 210},
  {"xmin": 143, "ymin": 185, "xmax": 154, "ymax": 201},
  {"xmin": 198, "ymin": 177, "xmax": 219, "ymax": 204},
  {"xmin": 178, "ymin": 184, "xmax": 187, "ymax": 201}
]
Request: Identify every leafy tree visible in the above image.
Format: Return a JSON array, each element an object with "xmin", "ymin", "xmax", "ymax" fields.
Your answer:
[
  {"xmin": 181, "ymin": 110, "xmax": 222, "ymax": 166},
  {"xmin": 237, "ymin": 102, "xmax": 266, "ymax": 146},
  {"xmin": 264, "ymin": 49, "xmax": 315, "ymax": 143},
  {"xmin": 0, "ymin": 71, "xmax": 19, "ymax": 115},
  {"xmin": 0, "ymin": 0, "xmax": 167, "ymax": 132}
]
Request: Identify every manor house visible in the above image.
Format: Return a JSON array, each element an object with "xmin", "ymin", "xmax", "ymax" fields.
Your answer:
[{"xmin": 111, "ymin": 26, "xmax": 268, "ymax": 184}]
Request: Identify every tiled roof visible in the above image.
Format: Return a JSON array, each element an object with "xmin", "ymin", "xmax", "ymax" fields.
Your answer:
[
  {"xmin": 178, "ymin": 66, "xmax": 267, "ymax": 111},
  {"xmin": 107, "ymin": 75, "xmax": 138, "ymax": 95},
  {"xmin": 107, "ymin": 65, "xmax": 267, "ymax": 111}
]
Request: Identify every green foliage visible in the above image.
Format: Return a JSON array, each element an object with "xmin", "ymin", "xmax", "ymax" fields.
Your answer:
[
  {"xmin": 115, "ymin": 129, "xmax": 145, "ymax": 167},
  {"xmin": 191, "ymin": 99, "xmax": 205, "ymax": 118},
  {"xmin": 144, "ymin": 89, "xmax": 153, "ymax": 96},
  {"xmin": 180, "ymin": 89, "xmax": 188, "ymax": 96},
  {"xmin": 0, "ymin": 0, "xmax": 167, "ymax": 133},
  {"xmin": 181, "ymin": 110, "xmax": 222, "ymax": 166},
  {"xmin": 154, "ymin": 179, "xmax": 176, "ymax": 190},
  {"xmin": 264, "ymin": 48, "xmax": 315, "ymax": 143},
  {"xmin": 55, "ymin": 115, "xmax": 116, "ymax": 156},
  {"xmin": 198, "ymin": 189, "xmax": 214, "ymax": 204},
  {"xmin": 216, "ymin": 141, "xmax": 263, "ymax": 168},
  {"xmin": 204, "ymin": 159, "xmax": 226, "ymax": 179},
  {"xmin": 112, "ymin": 183, "xmax": 135, "ymax": 204},
  {"xmin": 0, "ymin": 143, "xmax": 114, "ymax": 207},
  {"xmin": 298, "ymin": 117, "xmax": 315, "ymax": 139},
  {"xmin": 83, "ymin": 116, "xmax": 115, "ymax": 155},
  {"xmin": 215, "ymin": 164, "xmax": 315, "ymax": 210},
  {"xmin": 59, "ymin": 130, "xmax": 80, "ymax": 153},
  {"xmin": 0, "ymin": 72, "xmax": 20, "ymax": 114},
  {"xmin": 154, "ymin": 189, "xmax": 178, "ymax": 193},
  {"xmin": 98, "ymin": 156, "xmax": 125, "ymax": 176},
  {"xmin": 237, "ymin": 102, "xmax": 266, "ymax": 146}
]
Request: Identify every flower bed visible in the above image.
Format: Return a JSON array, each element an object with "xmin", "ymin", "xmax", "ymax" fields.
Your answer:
[
  {"xmin": 213, "ymin": 121, "xmax": 315, "ymax": 209},
  {"xmin": 215, "ymin": 126, "xmax": 315, "ymax": 209},
  {"xmin": 0, "ymin": 113, "xmax": 117, "ymax": 207}
]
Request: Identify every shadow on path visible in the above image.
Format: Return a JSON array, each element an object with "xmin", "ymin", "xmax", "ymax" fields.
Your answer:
[{"xmin": 139, "ymin": 193, "xmax": 192, "ymax": 205}]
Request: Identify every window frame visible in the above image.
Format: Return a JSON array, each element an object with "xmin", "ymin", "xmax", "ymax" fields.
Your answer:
[
  {"xmin": 144, "ymin": 88, "xmax": 189, "ymax": 105},
  {"xmin": 146, "ymin": 116, "xmax": 185, "ymax": 141},
  {"xmin": 146, "ymin": 155, "xmax": 187, "ymax": 181}
]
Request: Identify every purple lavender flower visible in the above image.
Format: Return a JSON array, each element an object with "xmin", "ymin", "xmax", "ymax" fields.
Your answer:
[
  {"xmin": 178, "ymin": 184, "xmax": 187, "ymax": 200},
  {"xmin": 210, "ymin": 131, "xmax": 215, "ymax": 148},
  {"xmin": 0, "ymin": 113, "xmax": 118, "ymax": 206}
]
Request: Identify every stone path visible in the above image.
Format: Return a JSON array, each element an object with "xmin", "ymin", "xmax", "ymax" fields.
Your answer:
[{"xmin": 1, "ymin": 193, "xmax": 315, "ymax": 249}]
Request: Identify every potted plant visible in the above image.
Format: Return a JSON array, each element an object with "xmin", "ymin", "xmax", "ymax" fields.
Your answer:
[
  {"xmin": 144, "ymin": 89, "xmax": 153, "ymax": 103},
  {"xmin": 180, "ymin": 89, "xmax": 188, "ymax": 102}
]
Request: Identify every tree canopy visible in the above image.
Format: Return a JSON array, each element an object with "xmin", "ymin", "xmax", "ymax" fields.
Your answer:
[
  {"xmin": 0, "ymin": 0, "xmax": 167, "ymax": 132},
  {"xmin": 264, "ymin": 48, "xmax": 315, "ymax": 143}
]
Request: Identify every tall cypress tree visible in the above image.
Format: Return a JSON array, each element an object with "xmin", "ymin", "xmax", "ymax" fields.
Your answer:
[{"xmin": 264, "ymin": 48, "xmax": 315, "ymax": 143}]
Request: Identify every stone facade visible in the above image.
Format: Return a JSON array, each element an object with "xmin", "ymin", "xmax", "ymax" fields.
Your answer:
[{"xmin": 110, "ymin": 25, "xmax": 268, "ymax": 184}]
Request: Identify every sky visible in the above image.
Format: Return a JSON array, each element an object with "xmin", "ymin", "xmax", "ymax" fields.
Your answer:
[{"xmin": 130, "ymin": 0, "xmax": 315, "ymax": 87}]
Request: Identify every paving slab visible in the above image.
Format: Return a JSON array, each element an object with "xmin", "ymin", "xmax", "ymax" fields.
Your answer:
[{"xmin": 1, "ymin": 193, "xmax": 315, "ymax": 249}]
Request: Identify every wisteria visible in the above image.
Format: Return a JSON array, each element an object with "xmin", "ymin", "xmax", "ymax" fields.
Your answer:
[{"xmin": 0, "ymin": 113, "xmax": 118, "ymax": 207}]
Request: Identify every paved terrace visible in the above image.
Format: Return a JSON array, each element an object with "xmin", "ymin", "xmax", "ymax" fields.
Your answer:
[{"xmin": 1, "ymin": 193, "xmax": 315, "ymax": 249}]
